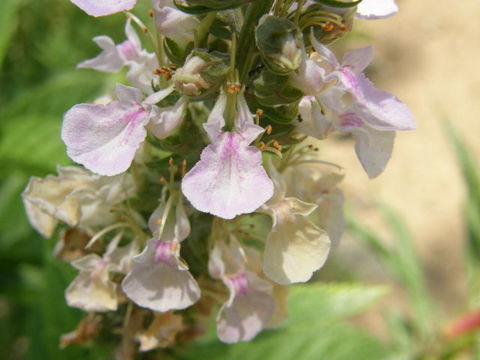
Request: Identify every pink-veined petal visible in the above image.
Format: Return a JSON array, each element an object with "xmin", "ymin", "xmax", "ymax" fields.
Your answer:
[
  {"xmin": 70, "ymin": 0, "xmax": 136, "ymax": 17},
  {"xmin": 217, "ymin": 272, "xmax": 275, "ymax": 343},
  {"xmin": 62, "ymin": 101, "xmax": 148, "ymax": 176},
  {"xmin": 181, "ymin": 132, "xmax": 274, "ymax": 219},
  {"xmin": 122, "ymin": 239, "xmax": 200, "ymax": 312}
]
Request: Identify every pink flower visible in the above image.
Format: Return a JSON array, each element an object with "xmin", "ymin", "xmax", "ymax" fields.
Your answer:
[
  {"xmin": 181, "ymin": 93, "xmax": 274, "ymax": 219},
  {"xmin": 70, "ymin": 0, "xmax": 136, "ymax": 17},
  {"xmin": 62, "ymin": 84, "xmax": 178, "ymax": 176},
  {"xmin": 122, "ymin": 197, "xmax": 200, "ymax": 312},
  {"xmin": 208, "ymin": 238, "xmax": 276, "ymax": 343},
  {"xmin": 78, "ymin": 19, "xmax": 158, "ymax": 94},
  {"xmin": 294, "ymin": 38, "xmax": 415, "ymax": 178}
]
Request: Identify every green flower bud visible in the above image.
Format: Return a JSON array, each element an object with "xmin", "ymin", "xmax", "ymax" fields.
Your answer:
[
  {"xmin": 173, "ymin": 50, "xmax": 229, "ymax": 98},
  {"xmin": 255, "ymin": 15, "xmax": 304, "ymax": 75},
  {"xmin": 299, "ymin": 3, "xmax": 356, "ymax": 45},
  {"xmin": 253, "ymin": 70, "xmax": 303, "ymax": 107}
]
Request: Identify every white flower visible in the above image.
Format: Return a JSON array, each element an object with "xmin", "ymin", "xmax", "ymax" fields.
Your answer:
[
  {"xmin": 22, "ymin": 166, "xmax": 135, "ymax": 237},
  {"xmin": 66, "ymin": 234, "xmax": 138, "ymax": 312},
  {"xmin": 261, "ymin": 163, "xmax": 331, "ymax": 285},
  {"xmin": 182, "ymin": 92, "xmax": 274, "ymax": 219},
  {"xmin": 208, "ymin": 237, "xmax": 276, "ymax": 343},
  {"xmin": 122, "ymin": 195, "xmax": 200, "ymax": 312}
]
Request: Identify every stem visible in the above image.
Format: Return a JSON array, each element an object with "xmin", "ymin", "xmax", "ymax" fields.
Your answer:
[
  {"xmin": 237, "ymin": 0, "xmax": 275, "ymax": 83},
  {"xmin": 195, "ymin": 12, "xmax": 217, "ymax": 48}
]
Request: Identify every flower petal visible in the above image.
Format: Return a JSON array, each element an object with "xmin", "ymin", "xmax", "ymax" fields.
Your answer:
[
  {"xmin": 62, "ymin": 101, "xmax": 148, "ymax": 176},
  {"xmin": 353, "ymin": 127, "xmax": 395, "ymax": 178},
  {"xmin": 217, "ymin": 272, "xmax": 275, "ymax": 343},
  {"xmin": 263, "ymin": 216, "xmax": 330, "ymax": 285},
  {"xmin": 355, "ymin": 0, "xmax": 399, "ymax": 20},
  {"xmin": 203, "ymin": 93, "xmax": 227, "ymax": 142},
  {"xmin": 77, "ymin": 36, "xmax": 125, "ymax": 72},
  {"xmin": 354, "ymin": 74, "xmax": 416, "ymax": 131},
  {"xmin": 342, "ymin": 46, "xmax": 374, "ymax": 73},
  {"xmin": 182, "ymin": 132, "xmax": 274, "ymax": 219},
  {"xmin": 70, "ymin": 0, "xmax": 136, "ymax": 17},
  {"xmin": 66, "ymin": 272, "xmax": 118, "ymax": 311},
  {"xmin": 153, "ymin": 0, "xmax": 199, "ymax": 45},
  {"xmin": 148, "ymin": 97, "xmax": 186, "ymax": 139},
  {"xmin": 122, "ymin": 240, "xmax": 200, "ymax": 312}
]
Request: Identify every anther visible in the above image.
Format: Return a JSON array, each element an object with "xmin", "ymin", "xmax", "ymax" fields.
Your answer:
[
  {"xmin": 160, "ymin": 177, "xmax": 166, "ymax": 183},
  {"xmin": 148, "ymin": 9, "xmax": 154, "ymax": 17},
  {"xmin": 153, "ymin": 67, "xmax": 173, "ymax": 81},
  {"xmin": 265, "ymin": 124, "xmax": 272, "ymax": 135},
  {"xmin": 256, "ymin": 109, "xmax": 264, "ymax": 117},
  {"xmin": 322, "ymin": 22, "xmax": 334, "ymax": 32},
  {"xmin": 258, "ymin": 142, "xmax": 266, "ymax": 151},
  {"xmin": 156, "ymin": 219, "xmax": 162, "ymax": 225},
  {"xmin": 272, "ymin": 140, "xmax": 282, "ymax": 151},
  {"xmin": 169, "ymin": 157, "xmax": 174, "ymax": 166}
]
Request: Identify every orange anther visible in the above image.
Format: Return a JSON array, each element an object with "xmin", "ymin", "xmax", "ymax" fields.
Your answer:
[{"xmin": 322, "ymin": 22, "xmax": 334, "ymax": 32}]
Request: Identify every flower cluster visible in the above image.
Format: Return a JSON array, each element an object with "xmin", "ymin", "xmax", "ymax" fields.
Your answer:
[{"xmin": 23, "ymin": 0, "xmax": 413, "ymax": 355}]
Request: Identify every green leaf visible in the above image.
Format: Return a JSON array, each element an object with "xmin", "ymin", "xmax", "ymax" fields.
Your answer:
[
  {"xmin": 0, "ymin": 114, "xmax": 69, "ymax": 174},
  {"xmin": 443, "ymin": 119, "xmax": 480, "ymax": 311},
  {"xmin": 0, "ymin": 0, "xmax": 23, "ymax": 67},
  {"xmin": 179, "ymin": 283, "xmax": 388, "ymax": 360}
]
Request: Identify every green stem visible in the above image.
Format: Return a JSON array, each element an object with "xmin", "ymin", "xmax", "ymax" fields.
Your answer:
[
  {"xmin": 195, "ymin": 12, "xmax": 217, "ymax": 48},
  {"xmin": 237, "ymin": 0, "xmax": 275, "ymax": 83},
  {"xmin": 294, "ymin": 0, "xmax": 307, "ymax": 23}
]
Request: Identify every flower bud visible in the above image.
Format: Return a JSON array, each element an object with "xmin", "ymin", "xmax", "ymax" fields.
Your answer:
[
  {"xmin": 299, "ymin": 2, "xmax": 356, "ymax": 45},
  {"xmin": 255, "ymin": 15, "xmax": 303, "ymax": 75},
  {"xmin": 173, "ymin": 50, "xmax": 229, "ymax": 98}
]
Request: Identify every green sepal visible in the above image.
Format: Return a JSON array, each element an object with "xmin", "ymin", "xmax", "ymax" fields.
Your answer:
[
  {"xmin": 163, "ymin": 37, "xmax": 193, "ymax": 65},
  {"xmin": 253, "ymin": 70, "xmax": 303, "ymax": 107},
  {"xmin": 312, "ymin": 0, "xmax": 363, "ymax": 8},
  {"xmin": 173, "ymin": 0, "xmax": 251, "ymax": 14},
  {"xmin": 174, "ymin": 49, "xmax": 229, "ymax": 99},
  {"xmin": 249, "ymin": 95, "xmax": 300, "ymax": 125},
  {"xmin": 255, "ymin": 15, "xmax": 304, "ymax": 75}
]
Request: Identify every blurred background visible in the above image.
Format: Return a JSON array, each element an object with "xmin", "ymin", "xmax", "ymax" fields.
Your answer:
[{"xmin": 0, "ymin": 0, "xmax": 479, "ymax": 359}]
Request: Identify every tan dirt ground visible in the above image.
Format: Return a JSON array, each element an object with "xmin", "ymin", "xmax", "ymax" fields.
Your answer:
[{"xmin": 321, "ymin": 0, "xmax": 480, "ymax": 316}]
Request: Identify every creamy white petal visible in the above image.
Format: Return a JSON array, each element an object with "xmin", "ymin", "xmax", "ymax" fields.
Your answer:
[{"xmin": 263, "ymin": 216, "xmax": 330, "ymax": 285}]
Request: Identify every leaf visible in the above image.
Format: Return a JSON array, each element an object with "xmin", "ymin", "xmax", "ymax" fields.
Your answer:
[
  {"xmin": 0, "ymin": 0, "xmax": 23, "ymax": 66},
  {"xmin": 178, "ymin": 283, "xmax": 388, "ymax": 360}
]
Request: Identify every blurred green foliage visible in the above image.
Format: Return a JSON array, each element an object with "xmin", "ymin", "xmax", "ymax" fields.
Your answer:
[{"xmin": 1, "ymin": 0, "xmax": 479, "ymax": 359}]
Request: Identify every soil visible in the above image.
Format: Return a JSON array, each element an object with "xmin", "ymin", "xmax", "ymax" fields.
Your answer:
[{"xmin": 320, "ymin": 0, "xmax": 480, "ymax": 316}]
